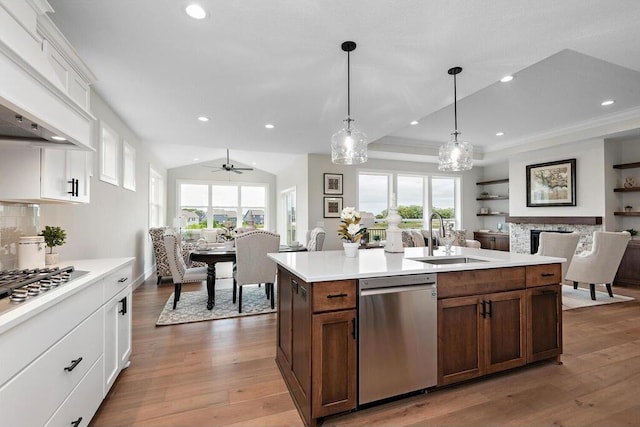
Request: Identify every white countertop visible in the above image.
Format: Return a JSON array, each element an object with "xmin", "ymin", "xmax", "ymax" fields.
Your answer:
[
  {"xmin": 0, "ymin": 257, "xmax": 134, "ymax": 334},
  {"xmin": 268, "ymin": 246, "xmax": 564, "ymax": 283}
]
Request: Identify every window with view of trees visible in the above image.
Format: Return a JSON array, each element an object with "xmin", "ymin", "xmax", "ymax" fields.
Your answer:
[
  {"xmin": 358, "ymin": 172, "xmax": 460, "ymax": 239},
  {"xmin": 178, "ymin": 181, "xmax": 267, "ymax": 231}
]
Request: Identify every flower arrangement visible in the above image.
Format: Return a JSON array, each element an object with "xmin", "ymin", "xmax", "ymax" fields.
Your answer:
[
  {"xmin": 338, "ymin": 207, "xmax": 366, "ymax": 243},
  {"xmin": 218, "ymin": 221, "xmax": 236, "ymax": 241}
]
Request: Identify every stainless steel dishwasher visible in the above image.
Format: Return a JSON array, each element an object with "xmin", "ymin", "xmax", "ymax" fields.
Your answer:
[{"xmin": 358, "ymin": 273, "xmax": 437, "ymax": 405}]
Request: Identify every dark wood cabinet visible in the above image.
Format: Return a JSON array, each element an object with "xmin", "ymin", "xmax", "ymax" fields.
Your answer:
[
  {"xmin": 474, "ymin": 231, "xmax": 510, "ymax": 251},
  {"xmin": 526, "ymin": 284, "xmax": 562, "ymax": 363},
  {"xmin": 437, "ymin": 290, "xmax": 525, "ymax": 386},
  {"xmin": 615, "ymin": 240, "xmax": 640, "ymax": 286},
  {"xmin": 276, "ymin": 266, "xmax": 357, "ymax": 427}
]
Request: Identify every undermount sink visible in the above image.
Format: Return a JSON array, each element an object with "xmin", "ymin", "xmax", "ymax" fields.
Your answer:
[{"xmin": 417, "ymin": 257, "xmax": 489, "ymax": 265}]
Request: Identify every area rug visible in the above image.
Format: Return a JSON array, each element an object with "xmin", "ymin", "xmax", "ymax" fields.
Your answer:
[
  {"xmin": 156, "ymin": 286, "xmax": 276, "ymax": 326},
  {"xmin": 561, "ymin": 285, "xmax": 634, "ymax": 310}
]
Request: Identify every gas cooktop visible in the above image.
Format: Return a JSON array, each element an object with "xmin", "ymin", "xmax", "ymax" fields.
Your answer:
[{"xmin": 0, "ymin": 266, "xmax": 88, "ymax": 303}]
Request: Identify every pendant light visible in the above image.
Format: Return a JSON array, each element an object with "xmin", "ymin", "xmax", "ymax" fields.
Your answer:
[
  {"xmin": 438, "ymin": 66, "xmax": 473, "ymax": 171},
  {"xmin": 331, "ymin": 41, "xmax": 368, "ymax": 165}
]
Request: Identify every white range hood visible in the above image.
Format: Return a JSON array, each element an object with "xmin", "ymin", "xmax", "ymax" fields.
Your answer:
[{"xmin": 0, "ymin": 0, "xmax": 96, "ymax": 150}]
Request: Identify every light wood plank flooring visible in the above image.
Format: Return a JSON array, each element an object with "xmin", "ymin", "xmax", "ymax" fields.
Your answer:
[{"xmin": 91, "ymin": 278, "xmax": 640, "ymax": 426}]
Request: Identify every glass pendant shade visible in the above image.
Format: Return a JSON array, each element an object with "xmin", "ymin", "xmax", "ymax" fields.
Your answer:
[
  {"xmin": 438, "ymin": 132, "xmax": 473, "ymax": 171},
  {"xmin": 331, "ymin": 118, "xmax": 368, "ymax": 165}
]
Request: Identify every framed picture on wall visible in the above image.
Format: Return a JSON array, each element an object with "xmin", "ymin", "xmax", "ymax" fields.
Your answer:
[
  {"xmin": 323, "ymin": 173, "xmax": 343, "ymax": 195},
  {"xmin": 323, "ymin": 197, "xmax": 343, "ymax": 218},
  {"xmin": 526, "ymin": 158, "xmax": 576, "ymax": 207}
]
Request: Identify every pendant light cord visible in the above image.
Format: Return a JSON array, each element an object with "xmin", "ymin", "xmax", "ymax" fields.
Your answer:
[
  {"xmin": 453, "ymin": 71, "xmax": 457, "ymax": 132},
  {"xmin": 347, "ymin": 49, "xmax": 351, "ymax": 129}
]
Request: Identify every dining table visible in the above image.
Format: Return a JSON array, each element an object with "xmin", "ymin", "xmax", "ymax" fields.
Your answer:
[{"xmin": 190, "ymin": 244, "xmax": 307, "ymax": 310}]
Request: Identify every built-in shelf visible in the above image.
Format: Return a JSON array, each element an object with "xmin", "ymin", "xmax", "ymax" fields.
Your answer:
[
  {"xmin": 505, "ymin": 216, "xmax": 603, "ymax": 225},
  {"xmin": 613, "ymin": 162, "xmax": 640, "ymax": 169},
  {"xmin": 614, "ymin": 212, "xmax": 640, "ymax": 216},
  {"xmin": 614, "ymin": 187, "xmax": 640, "ymax": 192},
  {"xmin": 476, "ymin": 196, "xmax": 509, "ymax": 201},
  {"xmin": 477, "ymin": 213, "xmax": 508, "ymax": 217},
  {"xmin": 476, "ymin": 178, "xmax": 509, "ymax": 185}
]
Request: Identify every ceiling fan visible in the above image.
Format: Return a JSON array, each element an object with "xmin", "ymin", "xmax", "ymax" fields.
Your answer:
[{"xmin": 202, "ymin": 149, "xmax": 254, "ymax": 174}]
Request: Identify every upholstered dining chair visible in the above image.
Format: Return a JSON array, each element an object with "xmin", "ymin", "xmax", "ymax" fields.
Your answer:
[
  {"xmin": 233, "ymin": 230, "xmax": 280, "ymax": 313},
  {"xmin": 150, "ymin": 227, "xmax": 205, "ymax": 284},
  {"xmin": 306, "ymin": 227, "xmax": 326, "ymax": 251},
  {"xmin": 163, "ymin": 229, "xmax": 208, "ymax": 309},
  {"xmin": 565, "ymin": 231, "xmax": 631, "ymax": 300},
  {"xmin": 536, "ymin": 231, "xmax": 580, "ymax": 284}
]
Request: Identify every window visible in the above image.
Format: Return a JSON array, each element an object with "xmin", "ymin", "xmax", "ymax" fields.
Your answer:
[
  {"xmin": 281, "ymin": 187, "xmax": 296, "ymax": 244},
  {"xmin": 357, "ymin": 171, "xmax": 461, "ymax": 237},
  {"xmin": 149, "ymin": 166, "xmax": 164, "ymax": 227},
  {"xmin": 178, "ymin": 181, "xmax": 267, "ymax": 231},
  {"xmin": 122, "ymin": 140, "xmax": 136, "ymax": 191},
  {"xmin": 99, "ymin": 121, "xmax": 119, "ymax": 186}
]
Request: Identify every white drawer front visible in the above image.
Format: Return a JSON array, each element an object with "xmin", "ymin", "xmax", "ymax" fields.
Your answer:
[
  {"xmin": 45, "ymin": 356, "xmax": 104, "ymax": 427},
  {"xmin": 103, "ymin": 264, "xmax": 133, "ymax": 303},
  {"xmin": 0, "ymin": 280, "xmax": 103, "ymax": 386},
  {"xmin": 0, "ymin": 309, "xmax": 103, "ymax": 427}
]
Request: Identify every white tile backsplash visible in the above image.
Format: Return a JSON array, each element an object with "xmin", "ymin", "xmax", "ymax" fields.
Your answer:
[{"xmin": 0, "ymin": 202, "xmax": 39, "ymax": 270}]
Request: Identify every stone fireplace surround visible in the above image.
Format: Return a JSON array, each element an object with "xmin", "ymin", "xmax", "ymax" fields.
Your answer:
[{"xmin": 507, "ymin": 217, "xmax": 603, "ymax": 255}]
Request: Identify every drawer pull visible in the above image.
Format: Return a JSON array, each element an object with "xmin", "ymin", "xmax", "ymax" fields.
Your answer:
[
  {"xmin": 118, "ymin": 277, "xmax": 128, "ymax": 283},
  {"xmin": 327, "ymin": 293, "xmax": 348, "ymax": 299},
  {"xmin": 291, "ymin": 279, "xmax": 298, "ymax": 293},
  {"xmin": 64, "ymin": 357, "xmax": 83, "ymax": 372},
  {"xmin": 300, "ymin": 285, "xmax": 307, "ymax": 299},
  {"xmin": 119, "ymin": 296, "xmax": 127, "ymax": 315},
  {"xmin": 71, "ymin": 416, "xmax": 83, "ymax": 427},
  {"xmin": 541, "ymin": 273, "xmax": 555, "ymax": 277}
]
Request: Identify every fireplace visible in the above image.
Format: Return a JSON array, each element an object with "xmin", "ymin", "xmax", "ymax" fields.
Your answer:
[{"xmin": 530, "ymin": 229, "xmax": 574, "ymax": 254}]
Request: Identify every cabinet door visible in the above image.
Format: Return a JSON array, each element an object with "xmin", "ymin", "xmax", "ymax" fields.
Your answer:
[
  {"xmin": 526, "ymin": 285, "xmax": 562, "ymax": 363},
  {"xmin": 41, "ymin": 148, "xmax": 71, "ymax": 201},
  {"xmin": 277, "ymin": 268, "xmax": 293, "ymax": 365},
  {"xmin": 311, "ymin": 309, "xmax": 356, "ymax": 418},
  {"xmin": 117, "ymin": 289, "xmax": 132, "ymax": 369},
  {"xmin": 438, "ymin": 295, "xmax": 482, "ymax": 386},
  {"xmin": 483, "ymin": 290, "xmax": 526, "ymax": 374},
  {"xmin": 473, "ymin": 234, "xmax": 491, "ymax": 249},
  {"xmin": 67, "ymin": 150, "xmax": 90, "ymax": 203},
  {"xmin": 494, "ymin": 235, "xmax": 510, "ymax": 251},
  {"xmin": 290, "ymin": 277, "xmax": 311, "ymax": 422},
  {"xmin": 104, "ymin": 287, "xmax": 131, "ymax": 394}
]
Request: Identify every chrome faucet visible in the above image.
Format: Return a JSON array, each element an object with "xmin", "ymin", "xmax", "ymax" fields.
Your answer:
[{"xmin": 428, "ymin": 212, "xmax": 445, "ymax": 256}]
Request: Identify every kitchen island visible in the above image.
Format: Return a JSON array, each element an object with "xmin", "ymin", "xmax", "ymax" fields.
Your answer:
[{"xmin": 268, "ymin": 246, "xmax": 565, "ymax": 427}]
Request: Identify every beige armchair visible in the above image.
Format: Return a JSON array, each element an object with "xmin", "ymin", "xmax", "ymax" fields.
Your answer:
[
  {"xmin": 163, "ymin": 229, "xmax": 208, "ymax": 309},
  {"xmin": 535, "ymin": 231, "xmax": 580, "ymax": 284},
  {"xmin": 565, "ymin": 231, "xmax": 631, "ymax": 300},
  {"xmin": 306, "ymin": 227, "xmax": 326, "ymax": 251},
  {"xmin": 233, "ymin": 230, "xmax": 280, "ymax": 313},
  {"xmin": 149, "ymin": 227, "xmax": 205, "ymax": 284}
]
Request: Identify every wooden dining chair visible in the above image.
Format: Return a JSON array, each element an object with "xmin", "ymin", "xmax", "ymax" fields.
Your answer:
[{"xmin": 233, "ymin": 230, "xmax": 280, "ymax": 313}]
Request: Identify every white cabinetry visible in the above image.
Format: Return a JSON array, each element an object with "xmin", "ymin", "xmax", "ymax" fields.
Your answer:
[
  {"xmin": 0, "ymin": 258, "xmax": 134, "ymax": 427},
  {"xmin": 0, "ymin": 146, "xmax": 90, "ymax": 203}
]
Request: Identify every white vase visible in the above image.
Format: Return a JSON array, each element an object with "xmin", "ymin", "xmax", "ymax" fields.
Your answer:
[
  {"xmin": 343, "ymin": 242, "xmax": 359, "ymax": 258},
  {"xmin": 45, "ymin": 253, "xmax": 58, "ymax": 265},
  {"xmin": 224, "ymin": 240, "xmax": 234, "ymax": 250}
]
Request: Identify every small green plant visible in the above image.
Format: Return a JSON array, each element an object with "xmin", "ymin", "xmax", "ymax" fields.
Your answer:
[
  {"xmin": 40, "ymin": 226, "xmax": 67, "ymax": 254},
  {"xmin": 625, "ymin": 228, "xmax": 638, "ymax": 237}
]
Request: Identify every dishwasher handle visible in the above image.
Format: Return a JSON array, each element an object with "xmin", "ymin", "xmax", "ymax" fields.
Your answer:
[{"xmin": 360, "ymin": 283, "xmax": 436, "ymax": 297}]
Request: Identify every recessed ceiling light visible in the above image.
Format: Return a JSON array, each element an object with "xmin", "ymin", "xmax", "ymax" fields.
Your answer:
[
  {"xmin": 197, "ymin": 116, "xmax": 209, "ymax": 122},
  {"xmin": 496, "ymin": 132, "xmax": 504, "ymax": 136},
  {"xmin": 252, "ymin": 162, "xmax": 257, "ymax": 166},
  {"xmin": 500, "ymin": 75, "xmax": 513, "ymax": 83},
  {"xmin": 193, "ymin": 158, "xmax": 199, "ymax": 161},
  {"xmin": 265, "ymin": 124, "xmax": 275, "ymax": 129},
  {"xmin": 410, "ymin": 120, "xmax": 419, "ymax": 125},
  {"xmin": 601, "ymin": 100, "xmax": 615, "ymax": 106},
  {"xmin": 185, "ymin": 4, "xmax": 206, "ymax": 19},
  {"xmin": 51, "ymin": 135, "xmax": 67, "ymax": 141}
]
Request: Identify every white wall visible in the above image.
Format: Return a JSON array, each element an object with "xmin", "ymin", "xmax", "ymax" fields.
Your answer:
[
  {"xmin": 276, "ymin": 154, "xmax": 309, "ymax": 244},
  {"xmin": 307, "ymin": 154, "xmax": 483, "ymax": 250},
  {"xmin": 509, "ymin": 139, "xmax": 606, "ymax": 218},
  {"xmin": 167, "ymin": 160, "xmax": 278, "ymax": 232},
  {"xmin": 39, "ymin": 91, "xmax": 167, "ymax": 285}
]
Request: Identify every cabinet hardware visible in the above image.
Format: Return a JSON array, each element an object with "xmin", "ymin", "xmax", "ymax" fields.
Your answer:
[
  {"xmin": 117, "ymin": 277, "xmax": 128, "ymax": 283},
  {"xmin": 327, "ymin": 293, "xmax": 348, "ymax": 299},
  {"xmin": 291, "ymin": 279, "xmax": 298, "ymax": 293},
  {"xmin": 541, "ymin": 273, "xmax": 555, "ymax": 277},
  {"xmin": 64, "ymin": 357, "xmax": 83, "ymax": 372},
  {"xmin": 487, "ymin": 300, "xmax": 493, "ymax": 318},
  {"xmin": 300, "ymin": 285, "xmax": 307, "ymax": 299},
  {"xmin": 71, "ymin": 416, "xmax": 83, "ymax": 427},
  {"xmin": 67, "ymin": 178, "xmax": 78, "ymax": 197},
  {"xmin": 351, "ymin": 318, "xmax": 356, "ymax": 339},
  {"xmin": 481, "ymin": 300, "xmax": 487, "ymax": 318},
  {"xmin": 119, "ymin": 296, "xmax": 127, "ymax": 315}
]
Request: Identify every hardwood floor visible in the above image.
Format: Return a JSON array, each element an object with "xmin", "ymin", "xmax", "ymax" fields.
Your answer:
[{"xmin": 91, "ymin": 278, "xmax": 640, "ymax": 426}]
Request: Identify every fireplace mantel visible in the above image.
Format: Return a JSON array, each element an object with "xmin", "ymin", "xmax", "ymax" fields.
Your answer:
[{"xmin": 505, "ymin": 216, "xmax": 603, "ymax": 225}]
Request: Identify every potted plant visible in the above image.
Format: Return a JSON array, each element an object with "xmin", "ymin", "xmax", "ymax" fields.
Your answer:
[
  {"xmin": 338, "ymin": 207, "xmax": 366, "ymax": 257},
  {"xmin": 40, "ymin": 225, "xmax": 67, "ymax": 265},
  {"xmin": 626, "ymin": 228, "xmax": 638, "ymax": 239}
]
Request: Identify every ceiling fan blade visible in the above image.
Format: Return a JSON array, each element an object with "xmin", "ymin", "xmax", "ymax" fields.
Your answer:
[
  {"xmin": 233, "ymin": 167, "xmax": 253, "ymax": 171},
  {"xmin": 232, "ymin": 169, "xmax": 243, "ymax": 174}
]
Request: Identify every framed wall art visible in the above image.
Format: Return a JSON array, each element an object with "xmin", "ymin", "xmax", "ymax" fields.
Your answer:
[
  {"xmin": 323, "ymin": 197, "xmax": 343, "ymax": 218},
  {"xmin": 323, "ymin": 173, "xmax": 343, "ymax": 195},
  {"xmin": 526, "ymin": 158, "xmax": 576, "ymax": 207}
]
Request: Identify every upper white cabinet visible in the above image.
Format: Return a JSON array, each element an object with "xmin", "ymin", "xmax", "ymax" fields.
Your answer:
[
  {"xmin": 0, "ymin": 146, "xmax": 90, "ymax": 203},
  {"xmin": 0, "ymin": 0, "xmax": 96, "ymax": 150}
]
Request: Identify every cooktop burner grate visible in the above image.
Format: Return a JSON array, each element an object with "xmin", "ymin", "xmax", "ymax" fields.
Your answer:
[{"xmin": 0, "ymin": 266, "xmax": 88, "ymax": 302}]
